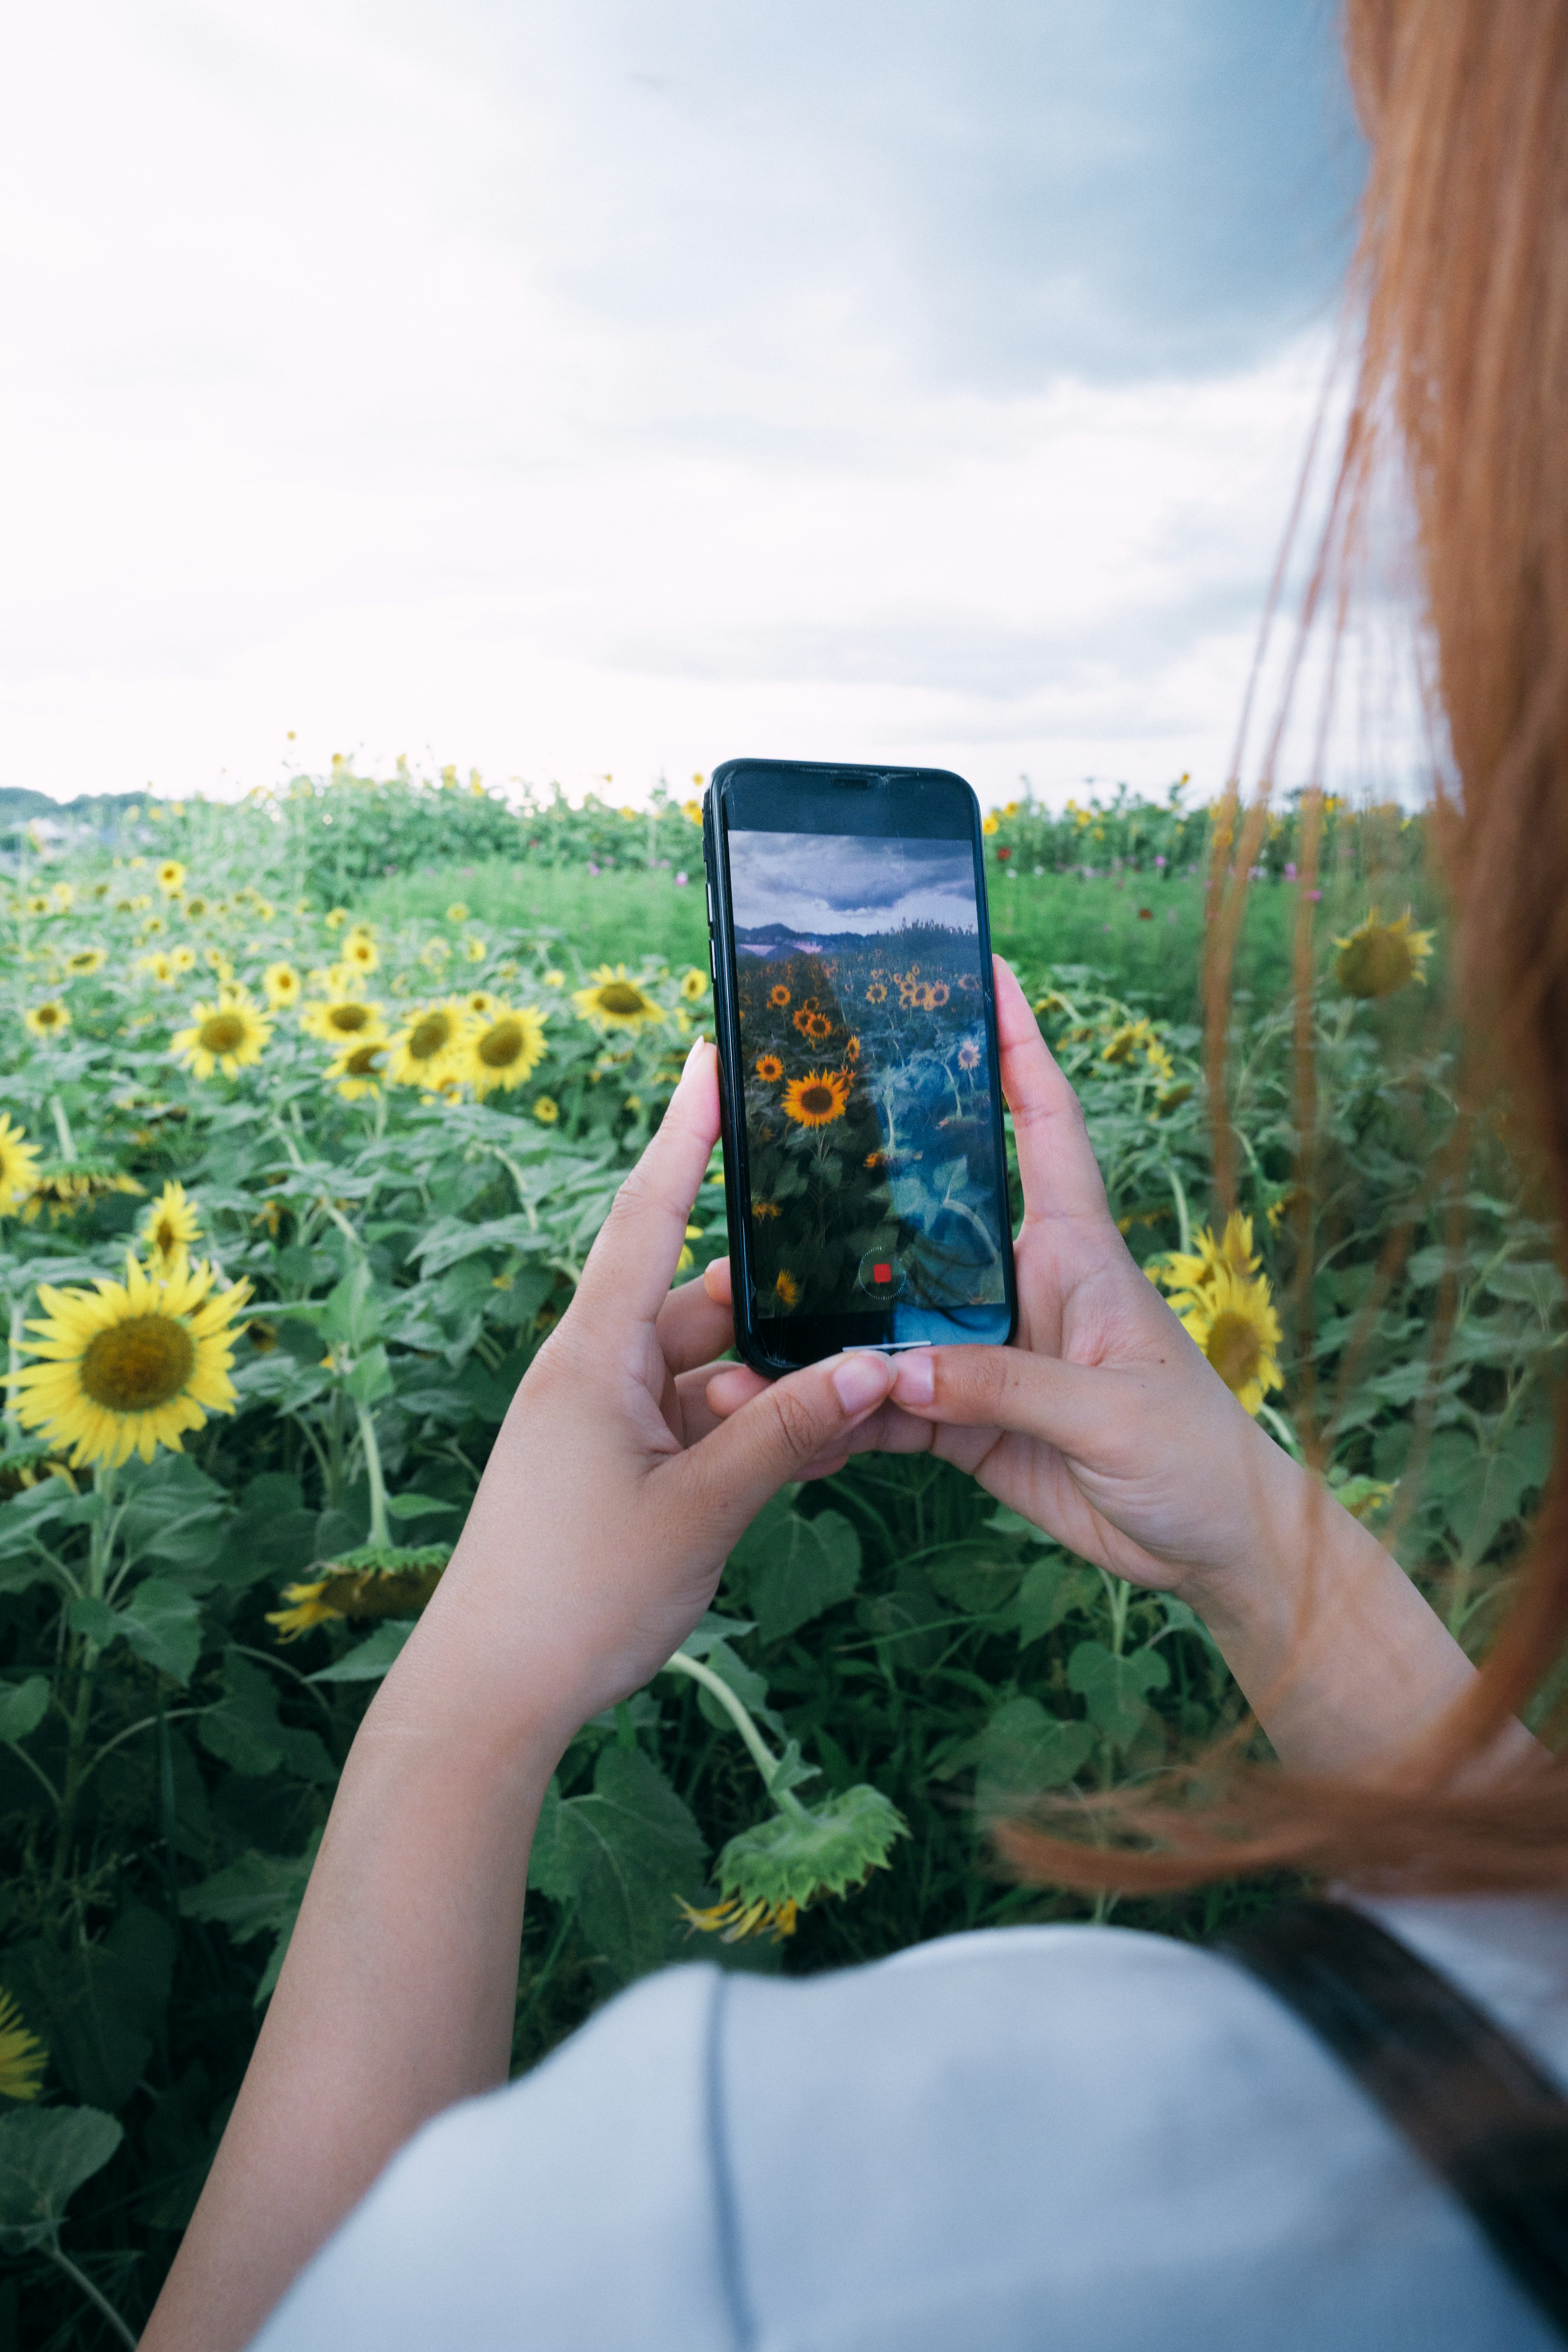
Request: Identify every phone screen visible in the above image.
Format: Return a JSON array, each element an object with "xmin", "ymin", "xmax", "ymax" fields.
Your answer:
[{"xmin": 715, "ymin": 775, "xmax": 1013, "ymax": 1357}]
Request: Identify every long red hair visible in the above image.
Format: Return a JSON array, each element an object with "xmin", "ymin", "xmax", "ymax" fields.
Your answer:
[{"xmin": 1007, "ymin": 0, "xmax": 1568, "ymax": 1897}]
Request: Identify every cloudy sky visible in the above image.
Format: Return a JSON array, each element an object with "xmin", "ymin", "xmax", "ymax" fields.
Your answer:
[
  {"xmin": 1, "ymin": 0, "xmax": 1362, "ymax": 808},
  {"xmin": 729, "ymin": 830, "xmax": 978, "ymax": 937}
]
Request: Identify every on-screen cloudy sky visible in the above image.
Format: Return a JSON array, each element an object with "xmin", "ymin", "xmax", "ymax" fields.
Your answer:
[
  {"xmin": 0, "ymin": 0, "xmax": 1362, "ymax": 806},
  {"xmin": 728, "ymin": 831, "xmax": 978, "ymax": 937}
]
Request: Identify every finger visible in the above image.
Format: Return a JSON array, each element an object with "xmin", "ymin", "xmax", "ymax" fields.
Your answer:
[
  {"xmin": 673, "ymin": 1359, "xmax": 741, "ymax": 1443},
  {"xmin": 992, "ymin": 957, "xmax": 1110, "ymax": 1226},
  {"xmin": 889, "ymin": 1341, "xmax": 1114, "ymax": 1458},
  {"xmin": 706, "ymin": 1363, "xmax": 937, "ymax": 1461},
  {"xmin": 656, "ymin": 1270, "xmax": 735, "ymax": 1374},
  {"xmin": 704, "ymin": 1361, "xmax": 770, "ymax": 1419},
  {"xmin": 662, "ymin": 1350, "xmax": 898, "ymax": 1545},
  {"xmin": 575, "ymin": 1038, "xmax": 719, "ymax": 1326},
  {"xmin": 702, "ymin": 1256, "xmax": 733, "ymax": 1308}
]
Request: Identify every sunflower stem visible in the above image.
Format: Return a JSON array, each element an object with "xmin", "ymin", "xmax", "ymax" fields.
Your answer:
[
  {"xmin": 4, "ymin": 1297, "xmax": 23, "ymax": 1439},
  {"xmin": 1256, "ymin": 1400, "xmax": 1305, "ymax": 1462},
  {"xmin": 353, "ymin": 1396, "xmax": 391, "ymax": 1548},
  {"xmin": 48, "ymin": 1094, "xmax": 76, "ymax": 1164},
  {"xmin": 1165, "ymin": 1159, "xmax": 1192, "ymax": 1255},
  {"xmin": 660, "ymin": 1650, "xmax": 813, "ymax": 1824},
  {"xmin": 42, "ymin": 2239, "xmax": 138, "ymax": 2352}
]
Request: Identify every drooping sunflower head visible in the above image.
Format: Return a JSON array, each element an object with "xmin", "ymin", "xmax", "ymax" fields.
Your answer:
[
  {"xmin": 0, "ymin": 1116, "xmax": 42, "ymax": 1215},
  {"xmin": 326, "ymin": 1040, "xmax": 388, "ymax": 1100},
  {"xmin": 0, "ymin": 1988, "xmax": 47, "ymax": 2101},
  {"xmin": 1174, "ymin": 1262, "xmax": 1283, "ymax": 1417},
  {"xmin": 680, "ymin": 968, "xmax": 708, "ymax": 1001},
  {"xmin": 572, "ymin": 965, "xmax": 664, "ymax": 1032},
  {"xmin": 768, "ymin": 984, "xmax": 791, "ymax": 1008},
  {"xmin": 387, "ymin": 1002, "xmax": 469, "ymax": 1089},
  {"xmin": 156, "ymin": 859, "xmax": 186, "ymax": 895},
  {"xmin": 266, "ymin": 1544, "xmax": 450, "ymax": 1641},
  {"xmin": 755, "ymin": 1053, "xmax": 784, "ymax": 1083},
  {"xmin": 781, "ymin": 1068, "xmax": 851, "ymax": 1129},
  {"xmin": 463, "ymin": 1004, "xmax": 548, "ymax": 1097},
  {"xmin": 23, "ymin": 1001, "xmax": 70, "ymax": 1041},
  {"xmin": 1333, "ymin": 906, "xmax": 1436, "ymax": 1000},
  {"xmin": 141, "ymin": 1179, "xmax": 203, "ymax": 1276},
  {"xmin": 65, "ymin": 948, "xmax": 106, "ymax": 978},
  {"xmin": 172, "ymin": 987, "xmax": 273, "ymax": 1081},
  {"xmin": 264, "ymin": 962, "xmax": 302, "ymax": 1008},
  {"xmin": 15, "ymin": 1254, "xmax": 252, "ymax": 1468}
]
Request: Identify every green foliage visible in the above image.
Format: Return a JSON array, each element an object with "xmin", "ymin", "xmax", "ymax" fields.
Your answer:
[{"xmin": 0, "ymin": 769, "xmax": 1558, "ymax": 2342}]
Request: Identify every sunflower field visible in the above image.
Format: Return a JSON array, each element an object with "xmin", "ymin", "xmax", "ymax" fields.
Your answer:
[{"xmin": 0, "ymin": 775, "xmax": 1560, "ymax": 2347}]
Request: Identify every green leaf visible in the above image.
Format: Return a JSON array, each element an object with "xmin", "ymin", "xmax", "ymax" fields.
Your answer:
[
  {"xmin": 1067, "ymin": 1639, "xmax": 1169, "ymax": 1747},
  {"xmin": 383, "ymin": 1492, "xmax": 458, "ymax": 1521},
  {"xmin": 0, "ymin": 1678, "xmax": 49, "ymax": 1743},
  {"xmin": 924, "ymin": 1540, "xmax": 1024, "ymax": 1617},
  {"xmin": 1016, "ymin": 1555, "xmax": 1100, "ymax": 1646},
  {"xmin": 66, "ymin": 1595, "xmax": 121, "ymax": 1649},
  {"xmin": 415, "ymin": 1213, "xmax": 551, "ymax": 1278},
  {"xmin": 975, "ymin": 1696, "xmax": 1095, "ymax": 1805},
  {"xmin": 309, "ymin": 1620, "xmax": 415, "ymax": 1683},
  {"xmin": 345, "ymin": 1344, "xmax": 394, "ymax": 1405},
  {"xmin": 179, "ymin": 1835, "xmax": 322, "ymax": 2005},
  {"xmin": 319, "ymin": 1259, "xmax": 382, "ymax": 1351},
  {"xmin": 714, "ymin": 1784, "xmax": 907, "ymax": 1911},
  {"xmin": 0, "ymin": 2106, "xmax": 122, "ymax": 2254},
  {"xmin": 4, "ymin": 1909, "xmax": 175, "ymax": 2112},
  {"xmin": 1483, "ymin": 1261, "xmax": 1567, "ymax": 1313},
  {"xmin": 119, "ymin": 1578, "xmax": 204, "ymax": 1684},
  {"xmin": 727, "ymin": 1492, "xmax": 860, "ymax": 1644},
  {"xmin": 527, "ymin": 1745, "xmax": 706, "ymax": 1987}
]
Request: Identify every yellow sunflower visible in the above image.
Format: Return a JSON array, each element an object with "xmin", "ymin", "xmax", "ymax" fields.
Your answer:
[
  {"xmin": 324, "ymin": 906, "xmax": 350, "ymax": 931},
  {"xmin": 135, "ymin": 951, "xmax": 173, "ymax": 983},
  {"xmin": 682, "ymin": 797, "xmax": 704, "ymax": 824},
  {"xmin": 445, "ymin": 902, "xmax": 470, "ymax": 922},
  {"xmin": 463, "ymin": 990, "xmax": 497, "ymax": 1018},
  {"xmin": 679, "ymin": 968, "xmax": 708, "ymax": 1001},
  {"xmin": 156, "ymin": 859, "xmax": 186, "ymax": 895},
  {"xmin": 50, "ymin": 882, "xmax": 74, "ymax": 912},
  {"xmin": 325, "ymin": 1039, "xmax": 388, "ymax": 1101},
  {"xmin": 170, "ymin": 945, "xmax": 197, "ymax": 974},
  {"xmin": 182, "ymin": 894, "xmax": 212, "ymax": 920},
  {"xmin": 755, "ymin": 1053, "xmax": 784, "ymax": 1082},
  {"xmin": 532, "ymin": 1095, "xmax": 560, "ymax": 1123},
  {"xmin": 23, "ymin": 1001, "xmax": 70, "ymax": 1041},
  {"xmin": 572, "ymin": 966, "xmax": 664, "ymax": 1031},
  {"xmin": 461, "ymin": 1005, "xmax": 548, "ymax": 1097},
  {"xmin": 771, "ymin": 1270, "xmax": 801, "ymax": 1310},
  {"xmin": 462, "ymin": 933, "xmax": 487, "ymax": 964},
  {"xmin": 341, "ymin": 931, "xmax": 379, "ymax": 975},
  {"xmin": 171, "ymin": 987, "xmax": 273, "ymax": 1080},
  {"xmin": 387, "ymin": 1002, "xmax": 470, "ymax": 1089},
  {"xmin": 0, "ymin": 1116, "xmax": 42, "ymax": 1214},
  {"xmin": 543, "ymin": 969, "xmax": 565, "ymax": 989},
  {"xmin": 65, "ymin": 948, "xmax": 106, "ymax": 977},
  {"xmin": 1173, "ymin": 1261, "xmax": 1283, "ymax": 1417},
  {"xmin": 1156, "ymin": 1212, "xmax": 1259, "ymax": 1307},
  {"xmin": 864, "ymin": 982, "xmax": 887, "ymax": 1003},
  {"xmin": 0, "ymin": 1989, "xmax": 47, "ymax": 2101},
  {"xmin": 768, "ymin": 984, "xmax": 791, "ymax": 1008},
  {"xmin": 24, "ymin": 894, "xmax": 50, "ymax": 917},
  {"xmin": 15, "ymin": 1253, "xmax": 252, "ymax": 1468},
  {"xmin": 781, "ymin": 1069, "xmax": 851, "ymax": 1128},
  {"xmin": 301, "ymin": 993, "xmax": 385, "ymax": 1048},
  {"xmin": 264, "ymin": 962, "xmax": 302, "ymax": 1009},
  {"xmin": 141, "ymin": 1180, "xmax": 202, "ymax": 1278},
  {"xmin": 1333, "ymin": 907, "xmax": 1436, "ymax": 999}
]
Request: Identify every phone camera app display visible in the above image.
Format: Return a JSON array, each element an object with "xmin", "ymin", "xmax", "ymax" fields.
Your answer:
[{"xmin": 728, "ymin": 828, "xmax": 1007, "ymax": 1324}]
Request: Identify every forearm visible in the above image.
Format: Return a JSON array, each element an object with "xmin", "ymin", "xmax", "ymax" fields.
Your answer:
[{"xmin": 141, "ymin": 1626, "xmax": 561, "ymax": 2352}]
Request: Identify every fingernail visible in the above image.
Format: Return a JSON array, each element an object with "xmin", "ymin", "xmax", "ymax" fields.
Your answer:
[
  {"xmin": 891, "ymin": 1351, "xmax": 935, "ymax": 1405},
  {"xmin": 683, "ymin": 1033, "xmax": 707, "ymax": 1070},
  {"xmin": 831, "ymin": 1352, "xmax": 892, "ymax": 1416}
]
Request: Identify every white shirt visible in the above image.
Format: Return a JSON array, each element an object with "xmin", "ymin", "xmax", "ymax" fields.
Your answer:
[{"xmin": 250, "ymin": 1897, "xmax": 1568, "ymax": 2349}]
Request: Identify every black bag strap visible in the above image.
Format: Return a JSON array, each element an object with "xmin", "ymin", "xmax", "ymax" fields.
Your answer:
[{"xmin": 1217, "ymin": 1900, "xmax": 1568, "ymax": 2340}]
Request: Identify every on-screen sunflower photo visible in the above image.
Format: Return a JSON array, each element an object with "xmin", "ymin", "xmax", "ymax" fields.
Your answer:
[
  {"xmin": 781, "ymin": 1069, "xmax": 851, "ymax": 1128},
  {"xmin": 171, "ymin": 987, "xmax": 273, "ymax": 1080},
  {"xmin": 864, "ymin": 981, "xmax": 887, "ymax": 1003},
  {"xmin": 23, "ymin": 1000, "xmax": 70, "ymax": 1041},
  {"xmin": 572, "ymin": 966, "xmax": 664, "ymax": 1031},
  {"xmin": 771, "ymin": 1270, "xmax": 800, "ymax": 1310},
  {"xmin": 141, "ymin": 1180, "xmax": 202, "ymax": 1278},
  {"xmin": 1171, "ymin": 1261, "xmax": 1283, "ymax": 1418},
  {"xmin": 462, "ymin": 1004, "xmax": 548, "ymax": 1097},
  {"xmin": 156, "ymin": 859, "xmax": 186, "ymax": 895},
  {"xmin": 768, "ymin": 983, "xmax": 791, "ymax": 1008},
  {"xmin": 1333, "ymin": 906, "xmax": 1436, "ymax": 1000},
  {"xmin": 264, "ymin": 962, "xmax": 303, "ymax": 1009},
  {"xmin": 387, "ymin": 1001, "xmax": 470, "ymax": 1089},
  {"xmin": 15, "ymin": 1253, "xmax": 252, "ymax": 1469},
  {"xmin": 0, "ymin": 1116, "xmax": 42, "ymax": 1215},
  {"xmin": 755, "ymin": 1054, "xmax": 784, "ymax": 1082},
  {"xmin": 65, "ymin": 948, "xmax": 106, "ymax": 977}
]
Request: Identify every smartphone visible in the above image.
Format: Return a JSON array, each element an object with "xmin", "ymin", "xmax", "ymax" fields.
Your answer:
[{"xmin": 703, "ymin": 757, "xmax": 1018, "ymax": 1373}]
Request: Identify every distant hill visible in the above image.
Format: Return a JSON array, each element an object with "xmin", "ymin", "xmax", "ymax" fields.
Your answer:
[
  {"xmin": 0, "ymin": 787, "xmax": 146, "ymax": 829},
  {"xmin": 734, "ymin": 918, "xmax": 978, "ymax": 959}
]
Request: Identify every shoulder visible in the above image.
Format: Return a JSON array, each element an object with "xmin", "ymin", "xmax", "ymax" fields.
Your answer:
[{"xmin": 253, "ymin": 1922, "xmax": 1557, "ymax": 2352}]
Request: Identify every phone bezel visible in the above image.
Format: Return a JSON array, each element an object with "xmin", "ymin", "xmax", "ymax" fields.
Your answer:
[{"xmin": 703, "ymin": 756, "xmax": 1019, "ymax": 1374}]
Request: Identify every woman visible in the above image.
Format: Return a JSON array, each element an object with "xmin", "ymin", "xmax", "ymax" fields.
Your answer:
[{"xmin": 144, "ymin": 5, "xmax": 1568, "ymax": 2345}]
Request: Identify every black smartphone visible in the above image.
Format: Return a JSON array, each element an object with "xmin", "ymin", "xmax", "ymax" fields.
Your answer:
[{"xmin": 703, "ymin": 757, "xmax": 1018, "ymax": 1373}]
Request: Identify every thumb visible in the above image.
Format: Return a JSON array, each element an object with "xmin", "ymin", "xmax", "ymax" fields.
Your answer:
[
  {"xmin": 665, "ymin": 1351, "xmax": 896, "ymax": 1544},
  {"xmin": 889, "ymin": 1343, "xmax": 1115, "ymax": 1457}
]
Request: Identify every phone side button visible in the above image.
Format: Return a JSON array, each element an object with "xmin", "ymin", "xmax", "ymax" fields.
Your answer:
[{"xmin": 708, "ymin": 937, "xmax": 717, "ymax": 978}]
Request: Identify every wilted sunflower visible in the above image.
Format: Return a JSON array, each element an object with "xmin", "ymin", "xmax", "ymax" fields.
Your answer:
[
  {"xmin": 0, "ymin": 1116, "xmax": 42, "ymax": 1214},
  {"xmin": 172, "ymin": 987, "xmax": 272, "ymax": 1080},
  {"xmin": 65, "ymin": 948, "xmax": 105, "ymax": 977},
  {"xmin": 325, "ymin": 1040, "xmax": 388, "ymax": 1100},
  {"xmin": 755, "ymin": 1053, "xmax": 784, "ymax": 1082},
  {"xmin": 156, "ymin": 859, "xmax": 186, "ymax": 895},
  {"xmin": 463, "ymin": 1004, "xmax": 548, "ymax": 1097},
  {"xmin": 768, "ymin": 984, "xmax": 791, "ymax": 1008},
  {"xmin": 264, "ymin": 962, "xmax": 302, "ymax": 1009},
  {"xmin": 141, "ymin": 1180, "xmax": 202, "ymax": 1277},
  {"xmin": 387, "ymin": 1002, "xmax": 469, "ymax": 1088},
  {"xmin": 679, "ymin": 968, "xmax": 708, "ymax": 1000},
  {"xmin": 0, "ymin": 1989, "xmax": 46, "ymax": 2101},
  {"xmin": 266, "ymin": 1544, "xmax": 450, "ymax": 1639},
  {"xmin": 1173, "ymin": 1261, "xmax": 1283, "ymax": 1417},
  {"xmin": 18, "ymin": 1165, "xmax": 144, "ymax": 1227},
  {"xmin": 532, "ymin": 1095, "xmax": 560, "ymax": 1123},
  {"xmin": 572, "ymin": 966, "xmax": 664, "ymax": 1031},
  {"xmin": 15, "ymin": 1254, "xmax": 252, "ymax": 1468},
  {"xmin": 781, "ymin": 1069, "xmax": 851, "ymax": 1128},
  {"xmin": 1333, "ymin": 906, "xmax": 1436, "ymax": 999},
  {"xmin": 23, "ymin": 1001, "xmax": 69, "ymax": 1041}
]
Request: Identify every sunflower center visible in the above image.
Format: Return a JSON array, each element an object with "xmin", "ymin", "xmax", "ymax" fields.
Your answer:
[
  {"xmin": 328, "ymin": 1004, "xmax": 372, "ymax": 1036},
  {"xmin": 198, "ymin": 1013, "xmax": 246, "ymax": 1053},
  {"xmin": 37, "ymin": 1007, "xmax": 60, "ymax": 1028},
  {"xmin": 409, "ymin": 1012, "xmax": 452, "ymax": 1060},
  {"xmin": 478, "ymin": 1019, "xmax": 524, "ymax": 1068},
  {"xmin": 79, "ymin": 1314, "xmax": 196, "ymax": 1412},
  {"xmin": 798, "ymin": 1084, "xmax": 836, "ymax": 1117},
  {"xmin": 596, "ymin": 982, "xmax": 647, "ymax": 1015},
  {"xmin": 1205, "ymin": 1312, "xmax": 1262, "ymax": 1394},
  {"xmin": 343, "ymin": 1044, "xmax": 381, "ymax": 1076},
  {"xmin": 154, "ymin": 1218, "xmax": 177, "ymax": 1252}
]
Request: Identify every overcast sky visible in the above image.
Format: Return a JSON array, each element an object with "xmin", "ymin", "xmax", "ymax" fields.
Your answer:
[
  {"xmin": 1, "ymin": 0, "xmax": 1361, "ymax": 808},
  {"xmin": 729, "ymin": 830, "xmax": 978, "ymax": 936}
]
